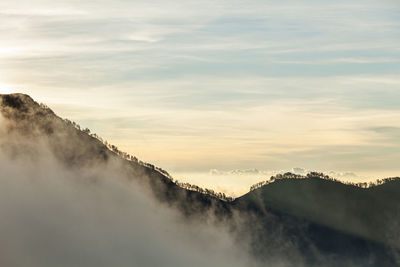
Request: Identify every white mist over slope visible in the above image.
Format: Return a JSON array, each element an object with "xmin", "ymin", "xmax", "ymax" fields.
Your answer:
[
  {"xmin": 0, "ymin": 114, "xmax": 260, "ymax": 267},
  {"xmin": 2, "ymin": 95, "xmax": 400, "ymax": 267}
]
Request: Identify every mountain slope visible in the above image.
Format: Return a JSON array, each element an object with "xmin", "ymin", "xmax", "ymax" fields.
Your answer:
[
  {"xmin": 234, "ymin": 176, "xmax": 400, "ymax": 245},
  {"xmin": 233, "ymin": 176, "xmax": 400, "ymax": 265},
  {"xmin": 1, "ymin": 93, "xmax": 399, "ymax": 266},
  {"xmin": 0, "ymin": 93, "xmax": 230, "ymax": 218}
]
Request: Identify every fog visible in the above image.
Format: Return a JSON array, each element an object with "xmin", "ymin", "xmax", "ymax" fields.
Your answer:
[
  {"xmin": 0, "ymin": 113, "xmax": 260, "ymax": 267},
  {"xmin": 2, "ymin": 97, "xmax": 397, "ymax": 267}
]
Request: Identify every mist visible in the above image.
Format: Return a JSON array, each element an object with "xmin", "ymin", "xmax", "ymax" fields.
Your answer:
[
  {"xmin": 2, "ymin": 94, "xmax": 399, "ymax": 267},
  {"xmin": 0, "ymin": 113, "xmax": 259, "ymax": 267}
]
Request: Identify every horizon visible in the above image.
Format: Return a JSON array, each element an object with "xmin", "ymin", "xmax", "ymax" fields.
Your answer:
[
  {"xmin": 2, "ymin": 2, "xmax": 400, "ymax": 266},
  {"xmin": 2, "ymin": 92, "xmax": 399, "ymax": 198},
  {"xmin": 1, "ymin": 0, "xmax": 400, "ymax": 195},
  {"xmin": 2, "ymin": 91, "xmax": 400, "ymax": 199}
]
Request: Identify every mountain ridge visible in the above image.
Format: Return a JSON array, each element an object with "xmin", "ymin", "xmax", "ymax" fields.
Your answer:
[
  {"xmin": 1, "ymin": 93, "xmax": 400, "ymax": 266},
  {"xmin": 1, "ymin": 93, "xmax": 398, "ymax": 200}
]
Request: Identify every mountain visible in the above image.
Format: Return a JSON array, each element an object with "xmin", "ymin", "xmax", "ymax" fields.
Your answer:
[
  {"xmin": 233, "ymin": 175, "xmax": 400, "ymax": 266},
  {"xmin": 0, "ymin": 93, "xmax": 229, "ymax": 217},
  {"xmin": 235, "ymin": 175, "xmax": 400, "ymax": 245},
  {"xmin": 1, "ymin": 93, "xmax": 399, "ymax": 266}
]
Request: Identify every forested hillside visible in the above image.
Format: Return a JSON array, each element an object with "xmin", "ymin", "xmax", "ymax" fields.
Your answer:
[{"xmin": 1, "ymin": 93, "xmax": 399, "ymax": 267}]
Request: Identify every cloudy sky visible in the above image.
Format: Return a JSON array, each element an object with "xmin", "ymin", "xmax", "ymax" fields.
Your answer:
[{"xmin": 1, "ymin": 0, "xmax": 399, "ymax": 193}]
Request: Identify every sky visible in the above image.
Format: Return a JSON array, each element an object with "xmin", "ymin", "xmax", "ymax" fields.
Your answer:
[{"xmin": 0, "ymin": 0, "xmax": 399, "ymax": 195}]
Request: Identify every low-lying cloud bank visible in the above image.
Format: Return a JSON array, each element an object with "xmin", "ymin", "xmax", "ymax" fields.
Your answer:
[
  {"xmin": 209, "ymin": 167, "xmax": 360, "ymax": 180},
  {"xmin": 176, "ymin": 167, "xmax": 365, "ymax": 197},
  {"xmin": 2, "ymin": 99, "xmax": 398, "ymax": 267},
  {"xmin": 0, "ymin": 114, "xmax": 258, "ymax": 267}
]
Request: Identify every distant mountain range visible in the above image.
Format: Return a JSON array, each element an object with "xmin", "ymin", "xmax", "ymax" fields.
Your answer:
[{"xmin": 1, "ymin": 93, "xmax": 399, "ymax": 267}]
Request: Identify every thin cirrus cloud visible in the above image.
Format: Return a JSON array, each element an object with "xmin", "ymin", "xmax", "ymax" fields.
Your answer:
[{"xmin": 0, "ymin": 0, "xmax": 399, "ymax": 191}]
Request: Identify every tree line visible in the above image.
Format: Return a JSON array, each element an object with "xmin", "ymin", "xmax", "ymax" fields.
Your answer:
[
  {"xmin": 249, "ymin": 171, "xmax": 400, "ymax": 192},
  {"xmin": 63, "ymin": 118, "xmax": 233, "ymax": 202}
]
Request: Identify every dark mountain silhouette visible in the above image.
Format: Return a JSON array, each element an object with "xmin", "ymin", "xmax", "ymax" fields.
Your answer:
[
  {"xmin": 234, "ymin": 174, "xmax": 400, "ymax": 266},
  {"xmin": 1, "ymin": 93, "xmax": 399, "ymax": 266},
  {"xmin": 237, "ymin": 173, "xmax": 400, "ymax": 246},
  {"xmin": 0, "ymin": 93, "xmax": 230, "ymax": 217}
]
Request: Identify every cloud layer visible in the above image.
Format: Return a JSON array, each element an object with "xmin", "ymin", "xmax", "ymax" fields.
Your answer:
[
  {"xmin": 0, "ymin": 113, "xmax": 257, "ymax": 267},
  {"xmin": 0, "ymin": 0, "xmax": 399, "ymax": 188}
]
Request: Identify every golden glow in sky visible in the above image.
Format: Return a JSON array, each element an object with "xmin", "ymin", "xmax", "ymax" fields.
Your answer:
[{"xmin": 1, "ymin": 0, "xmax": 399, "ymax": 194}]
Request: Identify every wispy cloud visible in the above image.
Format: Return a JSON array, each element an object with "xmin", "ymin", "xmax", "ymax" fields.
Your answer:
[{"xmin": 0, "ymin": 0, "xmax": 399, "ymax": 188}]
